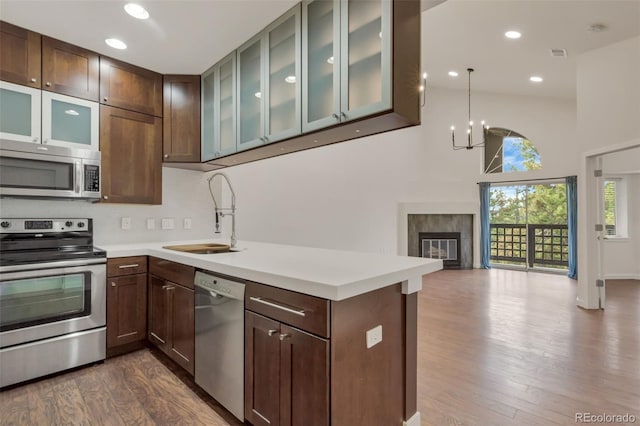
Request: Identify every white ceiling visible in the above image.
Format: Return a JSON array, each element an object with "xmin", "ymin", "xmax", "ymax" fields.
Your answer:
[
  {"xmin": 1, "ymin": 0, "xmax": 638, "ymax": 97},
  {"xmin": 423, "ymin": 0, "xmax": 640, "ymax": 99},
  {"xmin": 0, "ymin": 0, "xmax": 298, "ymax": 74}
]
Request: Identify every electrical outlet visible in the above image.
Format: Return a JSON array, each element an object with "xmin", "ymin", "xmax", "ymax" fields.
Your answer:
[
  {"xmin": 366, "ymin": 325, "xmax": 382, "ymax": 349},
  {"xmin": 146, "ymin": 218, "xmax": 155, "ymax": 230},
  {"xmin": 121, "ymin": 217, "xmax": 131, "ymax": 230},
  {"xmin": 161, "ymin": 218, "xmax": 174, "ymax": 230},
  {"xmin": 183, "ymin": 218, "xmax": 192, "ymax": 230}
]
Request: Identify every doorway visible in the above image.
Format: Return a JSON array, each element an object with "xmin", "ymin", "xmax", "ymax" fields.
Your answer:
[{"xmin": 489, "ymin": 181, "xmax": 568, "ymax": 271}]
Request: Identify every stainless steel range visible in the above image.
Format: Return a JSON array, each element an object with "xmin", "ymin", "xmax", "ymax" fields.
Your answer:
[{"xmin": 0, "ymin": 218, "xmax": 106, "ymax": 388}]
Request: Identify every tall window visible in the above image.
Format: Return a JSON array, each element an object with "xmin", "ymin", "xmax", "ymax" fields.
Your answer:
[{"xmin": 603, "ymin": 180, "xmax": 617, "ymax": 236}]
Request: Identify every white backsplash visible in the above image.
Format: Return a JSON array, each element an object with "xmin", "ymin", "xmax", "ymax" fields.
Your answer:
[{"xmin": 0, "ymin": 167, "xmax": 220, "ymax": 247}]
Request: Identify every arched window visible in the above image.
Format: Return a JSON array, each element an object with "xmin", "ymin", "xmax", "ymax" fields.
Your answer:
[{"xmin": 484, "ymin": 127, "xmax": 541, "ymax": 174}]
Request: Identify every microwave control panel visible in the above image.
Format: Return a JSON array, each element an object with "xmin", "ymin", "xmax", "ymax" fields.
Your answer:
[{"xmin": 84, "ymin": 165, "xmax": 100, "ymax": 192}]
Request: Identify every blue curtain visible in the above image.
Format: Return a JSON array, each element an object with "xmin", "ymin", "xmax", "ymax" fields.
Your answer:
[
  {"xmin": 566, "ymin": 176, "xmax": 578, "ymax": 279},
  {"xmin": 479, "ymin": 182, "xmax": 491, "ymax": 269}
]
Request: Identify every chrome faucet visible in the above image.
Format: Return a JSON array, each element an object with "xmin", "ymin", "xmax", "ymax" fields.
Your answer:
[{"xmin": 207, "ymin": 172, "xmax": 237, "ymax": 249}]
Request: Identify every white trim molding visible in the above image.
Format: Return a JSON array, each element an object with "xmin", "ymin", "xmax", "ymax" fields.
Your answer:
[{"xmin": 403, "ymin": 411, "xmax": 421, "ymax": 426}]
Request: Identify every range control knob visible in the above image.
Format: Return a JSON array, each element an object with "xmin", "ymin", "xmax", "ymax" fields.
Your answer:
[
  {"xmin": 0, "ymin": 221, "xmax": 10, "ymax": 228},
  {"xmin": 78, "ymin": 222, "xmax": 85, "ymax": 228},
  {"xmin": 65, "ymin": 221, "xmax": 73, "ymax": 227}
]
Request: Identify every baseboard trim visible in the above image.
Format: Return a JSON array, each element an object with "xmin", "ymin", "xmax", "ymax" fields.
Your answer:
[
  {"xmin": 605, "ymin": 274, "xmax": 640, "ymax": 280},
  {"xmin": 403, "ymin": 411, "xmax": 421, "ymax": 426}
]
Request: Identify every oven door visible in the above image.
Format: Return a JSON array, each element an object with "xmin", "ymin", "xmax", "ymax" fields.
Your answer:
[{"xmin": 0, "ymin": 260, "xmax": 106, "ymax": 349}]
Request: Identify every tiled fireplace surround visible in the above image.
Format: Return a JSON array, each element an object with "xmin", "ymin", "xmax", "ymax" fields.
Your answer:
[{"xmin": 397, "ymin": 202, "xmax": 480, "ymax": 269}]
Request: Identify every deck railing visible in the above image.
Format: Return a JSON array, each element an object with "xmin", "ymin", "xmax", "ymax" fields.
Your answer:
[{"xmin": 490, "ymin": 223, "xmax": 569, "ymax": 269}]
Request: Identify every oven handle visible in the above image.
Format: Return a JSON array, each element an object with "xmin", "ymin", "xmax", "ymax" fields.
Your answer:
[{"xmin": 0, "ymin": 258, "xmax": 106, "ymax": 275}]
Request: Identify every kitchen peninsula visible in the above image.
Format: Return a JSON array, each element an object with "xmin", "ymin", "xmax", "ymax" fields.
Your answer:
[{"xmin": 103, "ymin": 239, "xmax": 442, "ymax": 426}]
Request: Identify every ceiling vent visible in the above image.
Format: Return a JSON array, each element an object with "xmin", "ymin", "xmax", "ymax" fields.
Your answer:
[{"xmin": 550, "ymin": 48, "xmax": 568, "ymax": 58}]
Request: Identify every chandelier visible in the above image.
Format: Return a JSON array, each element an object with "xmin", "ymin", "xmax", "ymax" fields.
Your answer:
[{"xmin": 451, "ymin": 68, "xmax": 488, "ymax": 150}]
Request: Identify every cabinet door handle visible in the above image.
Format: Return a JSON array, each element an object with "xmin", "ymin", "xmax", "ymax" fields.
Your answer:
[
  {"xmin": 162, "ymin": 285, "xmax": 174, "ymax": 290},
  {"xmin": 33, "ymin": 137, "xmax": 40, "ymax": 143},
  {"xmin": 264, "ymin": 136, "xmax": 269, "ymax": 142},
  {"xmin": 103, "ymin": 97, "xmax": 108, "ymax": 102},
  {"xmin": 332, "ymin": 113, "xmax": 340, "ymax": 121},
  {"xmin": 30, "ymin": 78, "xmax": 37, "ymax": 83},
  {"xmin": 279, "ymin": 333, "xmax": 290, "ymax": 341},
  {"xmin": 103, "ymin": 195, "xmax": 109, "ymax": 200},
  {"xmin": 150, "ymin": 332, "xmax": 165, "ymax": 344},
  {"xmin": 118, "ymin": 264, "xmax": 139, "ymax": 269},
  {"xmin": 111, "ymin": 282, "xmax": 116, "ymax": 287},
  {"xmin": 249, "ymin": 297, "xmax": 306, "ymax": 317},
  {"xmin": 45, "ymin": 82, "xmax": 51, "ymax": 87},
  {"xmin": 340, "ymin": 112, "xmax": 347, "ymax": 120},
  {"xmin": 267, "ymin": 329, "xmax": 278, "ymax": 336}
]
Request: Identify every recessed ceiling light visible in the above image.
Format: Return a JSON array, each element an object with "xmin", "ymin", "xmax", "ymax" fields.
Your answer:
[
  {"xmin": 285, "ymin": 75, "xmax": 296, "ymax": 84},
  {"xmin": 327, "ymin": 56, "xmax": 334, "ymax": 65},
  {"xmin": 448, "ymin": 71, "xmax": 459, "ymax": 77},
  {"xmin": 64, "ymin": 109, "xmax": 79, "ymax": 116},
  {"xmin": 530, "ymin": 76, "xmax": 543, "ymax": 83},
  {"xmin": 124, "ymin": 3, "xmax": 149, "ymax": 20},
  {"xmin": 105, "ymin": 38, "xmax": 127, "ymax": 50},
  {"xmin": 254, "ymin": 92, "xmax": 261, "ymax": 99},
  {"xmin": 505, "ymin": 30, "xmax": 521, "ymax": 39}
]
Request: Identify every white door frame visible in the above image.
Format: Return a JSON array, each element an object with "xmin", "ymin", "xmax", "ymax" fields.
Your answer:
[{"xmin": 577, "ymin": 138, "xmax": 640, "ymax": 309}]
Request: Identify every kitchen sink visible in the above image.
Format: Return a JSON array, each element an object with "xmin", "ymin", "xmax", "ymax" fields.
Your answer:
[{"xmin": 162, "ymin": 243, "xmax": 231, "ymax": 254}]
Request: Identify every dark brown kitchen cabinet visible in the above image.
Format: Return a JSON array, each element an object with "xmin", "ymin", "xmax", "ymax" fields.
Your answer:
[
  {"xmin": 0, "ymin": 21, "xmax": 41, "ymax": 88},
  {"xmin": 163, "ymin": 75, "xmax": 201, "ymax": 162},
  {"xmin": 100, "ymin": 56, "xmax": 163, "ymax": 117},
  {"xmin": 148, "ymin": 257, "xmax": 195, "ymax": 376},
  {"xmin": 42, "ymin": 36, "xmax": 99, "ymax": 101},
  {"xmin": 245, "ymin": 282, "xmax": 330, "ymax": 426},
  {"xmin": 100, "ymin": 105, "xmax": 162, "ymax": 204},
  {"xmin": 106, "ymin": 256, "xmax": 148, "ymax": 357}
]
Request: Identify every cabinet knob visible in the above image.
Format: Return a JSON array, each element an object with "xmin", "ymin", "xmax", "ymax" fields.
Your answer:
[
  {"xmin": 164, "ymin": 154, "xmax": 169, "ymax": 159},
  {"xmin": 45, "ymin": 82, "xmax": 51, "ymax": 87},
  {"xmin": 30, "ymin": 78, "xmax": 37, "ymax": 83},
  {"xmin": 111, "ymin": 282, "xmax": 116, "ymax": 287},
  {"xmin": 267, "ymin": 329, "xmax": 278, "ymax": 336},
  {"xmin": 264, "ymin": 136, "xmax": 269, "ymax": 142},
  {"xmin": 33, "ymin": 137, "xmax": 39, "ymax": 142},
  {"xmin": 332, "ymin": 113, "xmax": 340, "ymax": 121},
  {"xmin": 103, "ymin": 97, "xmax": 108, "ymax": 102},
  {"xmin": 42, "ymin": 139, "xmax": 48, "ymax": 144},
  {"xmin": 103, "ymin": 195, "xmax": 109, "ymax": 200},
  {"xmin": 340, "ymin": 112, "xmax": 347, "ymax": 120},
  {"xmin": 279, "ymin": 333, "xmax": 290, "ymax": 341}
]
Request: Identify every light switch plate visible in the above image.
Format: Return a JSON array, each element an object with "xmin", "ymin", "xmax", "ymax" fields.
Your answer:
[
  {"xmin": 121, "ymin": 217, "xmax": 131, "ymax": 230},
  {"xmin": 161, "ymin": 218, "xmax": 174, "ymax": 230},
  {"xmin": 146, "ymin": 218, "xmax": 155, "ymax": 230},
  {"xmin": 183, "ymin": 218, "xmax": 192, "ymax": 229},
  {"xmin": 366, "ymin": 325, "xmax": 382, "ymax": 349}
]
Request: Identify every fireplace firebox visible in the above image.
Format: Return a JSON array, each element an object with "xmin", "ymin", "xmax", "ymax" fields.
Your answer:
[{"xmin": 419, "ymin": 232, "xmax": 461, "ymax": 269}]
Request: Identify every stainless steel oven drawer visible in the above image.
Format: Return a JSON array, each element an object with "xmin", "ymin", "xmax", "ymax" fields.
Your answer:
[{"xmin": 0, "ymin": 327, "xmax": 106, "ymax": 388}]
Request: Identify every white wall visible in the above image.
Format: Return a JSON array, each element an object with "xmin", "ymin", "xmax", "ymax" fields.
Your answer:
[
  {"xmin": 0, "ymin": 167, "xmax": 216, "ymax": 247},
  {"xmin": 221, "ymin": 87, "xmax": 577, "ymax": 256},
  {"xmin": 576, "ymin": 36, "xmax": 640, "ymax": 307}
]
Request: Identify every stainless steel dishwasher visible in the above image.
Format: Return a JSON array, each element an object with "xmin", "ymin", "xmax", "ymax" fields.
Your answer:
[{"xmin": 194, "ymin": 270, "xmax": 245, "ymax": 421}]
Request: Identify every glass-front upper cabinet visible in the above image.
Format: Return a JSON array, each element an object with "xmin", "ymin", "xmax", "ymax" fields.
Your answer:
[
  {"xmin": 237, "ymin": 36, "xmax": 264, "ymax": 152},
  {"xmin": 237, "ymin": 4, "xmax": 301, "ymax": 152},
  {"xmin": 303, "ymin": 0, "xmax": 391, "ymax": 130},
  {"xmin": 0, "ymin": 81, "xmax": 41, "ymax": 144},
  {"xmin": 264, "ymin": 4, "xmax": 301, "ymax": 143},
  {"xmin": 202, "ymin": 52, "xmax": 237, "ymax": 161},
  {"xmin": 42, "ymin": 91, "xmax": 99, "ymax": 150}
]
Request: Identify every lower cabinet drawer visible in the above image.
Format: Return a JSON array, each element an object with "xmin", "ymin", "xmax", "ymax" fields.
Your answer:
[
  {"xmin": 245, "ymin": 281, "xmax": 330, "ymax": 338},
  {"xmin": 149, "ymin": 256, "xmax": 195, "ymax": 289},
  {"xmin": 107, "ymin": 256, "xmax": 147, "ymax": 277}
]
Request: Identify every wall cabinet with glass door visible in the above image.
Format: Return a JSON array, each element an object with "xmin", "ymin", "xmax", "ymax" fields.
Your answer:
[
  {"xmin": 202, "ymin": 52, "xmax": 237, "ymax": 161},
  {"xmin": 0, "ymin": 80, "xmax": 99, "ymax": 150},
  {"xmin": 237, "ymin": 4, "xmax": 301, "ymax": 152},
  {"xmin": 302, "ymin": 0, "xmax": 392, "ymax": 132}
]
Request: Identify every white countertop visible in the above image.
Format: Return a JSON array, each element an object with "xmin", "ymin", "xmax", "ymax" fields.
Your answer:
[{"xmin": 99, "ymin": 239, "xmax": 443, "ymax": 301}]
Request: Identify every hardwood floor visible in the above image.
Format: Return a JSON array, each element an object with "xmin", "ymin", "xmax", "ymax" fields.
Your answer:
[
  {"xmin": 1, "ymin": 270, "xmax": 638, "ymax": 425},
  {"xmin": 419, "ymin": 270, "xmax": 640, "ymax": 425}
]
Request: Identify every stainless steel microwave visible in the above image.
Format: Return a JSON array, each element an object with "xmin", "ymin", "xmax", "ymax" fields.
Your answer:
[{"xmin": 0, "ymin": 140, "xmax": 100, "ymax": 201}]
